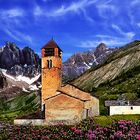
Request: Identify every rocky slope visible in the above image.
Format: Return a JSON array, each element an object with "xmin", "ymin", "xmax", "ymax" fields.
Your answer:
[
  {"xmin": 0, "ymin": 42, "xmax": 41, "ymax": 96},
  {"xmin": 0, "ymin": 71, "xmax": 7, "ymax": 89},
  {"xmin": 62, "ymin": 43, "xmax": 115, "ymax": 81},
  {"xmin": 72, "ymin": 40, "xmax": 140, "ymax": 91},
  {"xmin": 0, "ymin": 68, "xmax": 41, "ymax": 98}
]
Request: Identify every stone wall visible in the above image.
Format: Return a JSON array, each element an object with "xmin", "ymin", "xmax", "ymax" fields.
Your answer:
[
  {"xmin": 45, "ymin": 94, "xmax": 84, "ymax": 125},
  {"xmin": 60, "ymin": 84, "xmax": 99, "ymax": 117},
  {"xmin": 14, "ymin": 119, "xmax": 45, "ymax": 126}
]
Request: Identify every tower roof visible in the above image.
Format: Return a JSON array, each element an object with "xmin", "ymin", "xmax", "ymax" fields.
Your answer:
[{"xmin": 42, "ymin": 39, "xmax": 62, "ymax": 52}]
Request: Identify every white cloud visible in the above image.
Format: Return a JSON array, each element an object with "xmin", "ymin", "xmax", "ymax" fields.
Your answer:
[
  {"xmin": 4, "ymin": 29, "xmax": 21, "ymax": 42},
  {"xmin": 4, "ymin": 28, "xmax": 32, "ymax": 44},
  {"xmin": 112, "ymin": 24, "xmax": 135, "ymax": 40},
  {"xmin": 0, "ymin": 8, "xmax": 33, "ymax": 44},
  {"xmin": 79, "ymin": 38, "xmax": 129, "ymax": 48},
  {"xmin": 131, "ymin": 0, "xmax": 140, "ymax": 6},
  {"xmin": 33, "ymin": 0, "xmax": 97, "ymax": 21},
  {"xmin": 137, "ymin": 23, "xmax": 140, "ymax": 27},
  {"xmin": 34, "ymin": 6, "xmax": 43, "ymax": 16},
  {"xmin": 81, "ymin": 8, "xmax": 94, "ymax": 22},
  {"xmin": 96, "ymin": 3, "xmax": 118, "ymax": 19},
  {"xmin": 104, "ymin": 0, "xmax": 113, "ymax": 4},
  {"xmin": 112, "ymin": 24, "xmax": 123, "ymax": 33},
  {"xmin": 78, "ymin": 32, "xmax": 135, "ymax": 48},
  {"xmin": 0, "ymin": 8, "xmax": 26, "ymax": 29},
  {"xmin": 79, "ymin": 40, "xmax": 98, "ymax": 48},
  {"xmin": 126, "ymin": 32, "xmax": 135, "ymax": 40},
  {"xmin": 14, "ymin": 30, "xmax": 33, "ymax": 44},
  {"xmin": 0, "ymin": 8, "xmax": 24, "ymax": 19}
]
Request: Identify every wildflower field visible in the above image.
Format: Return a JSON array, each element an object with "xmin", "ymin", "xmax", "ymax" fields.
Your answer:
[{"xmin": 1, "ymin": 119, "xmax": 140, "ymax": 140}]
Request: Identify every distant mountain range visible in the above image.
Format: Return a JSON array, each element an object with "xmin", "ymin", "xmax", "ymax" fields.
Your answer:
[
  {"xmin": 0, "ymin": 41, "xmax": 115, "ymax": 93},
  {"xmin": 62, "ymin": 43, "xmax": 115, "ymax": 82}
]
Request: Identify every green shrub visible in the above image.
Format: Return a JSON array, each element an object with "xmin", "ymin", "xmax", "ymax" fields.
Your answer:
[
  {"xmin": 94, "ymin": 114, "xmax": 140, "ymax": 126},
  {"xmin": 125, "ymin": 92, "xmax": 137, "ymax": 100}
]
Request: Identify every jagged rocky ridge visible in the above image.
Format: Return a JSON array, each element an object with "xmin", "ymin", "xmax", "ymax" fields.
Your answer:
[
  {"xmin": 62, "ymin": 43, "xmax": 115, "ymax": 81},
  {"xmin": 0, "ymin": 42, "xmax": 41, "ymax": 97},
  {"xmin": 0, "ymin": 42, "xmax": 40, "ymax": 78}
]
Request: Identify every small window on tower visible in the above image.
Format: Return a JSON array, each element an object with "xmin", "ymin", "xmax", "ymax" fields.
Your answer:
[
  {"xmin": 50, "ymin": 60, "xmax": 52, "ymax": 68},
  {"xmin": 47, "ymin": 60, "xmax": 49, "ymax": 68},
  {"xmin": 44, "ymin": 48, "xmax": 54, "ymax": 56},
  {"xmin": 47, "ymin": 60, "xmax": 53, "ymax": 68}
]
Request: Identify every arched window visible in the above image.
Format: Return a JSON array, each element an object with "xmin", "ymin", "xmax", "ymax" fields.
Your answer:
[
  {"xmin": 47, "ymin": 60, "xmax": 53, "ymax": 68},
  {"xmin": 50, "ymin": 60, "xmax": 52, "ymax": 68},
  {"xmin": 47, "ymin": 60, "xmax": 49, "ymax": 68}
]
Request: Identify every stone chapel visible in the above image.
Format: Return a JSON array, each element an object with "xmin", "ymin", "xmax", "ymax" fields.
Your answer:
[{"xmin": 41, "ymin": 39, "xmax": 99, "ymax": 125}]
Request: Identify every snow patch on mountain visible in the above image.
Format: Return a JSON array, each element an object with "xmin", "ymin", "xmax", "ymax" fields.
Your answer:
[
  {"xmin": 2, "ymin": 69, "xmax": 16, "ymax": 81},
  {"xmin": 83, "ymin": 62, "xmax": 90, "ymax": 69},
  {"xmin": 29, "ymin": 85, "xmax": 39, "ymax": 91},
  {"xmin": 22, "ymin": 87, "xmax": 30, "ymax": 92},
  {"xmin": 16, "ymin": 74, "xmax": 40, "ymax": 85},
  {"xmin": 1, "ymin": 69, "xmax": 40, "ymax": 85}
]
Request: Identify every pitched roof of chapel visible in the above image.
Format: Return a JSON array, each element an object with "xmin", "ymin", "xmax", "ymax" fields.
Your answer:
[
  {"xmin": 45, "ymin": 90, "xmax": 89, "ymax": 102},
  {"xmin": 42, "ymin": 39, "xmax": 62, "ymax": 52},
  {"xmin": 59, "ymin": 84, "xmax": 98, "ymax": 101}
]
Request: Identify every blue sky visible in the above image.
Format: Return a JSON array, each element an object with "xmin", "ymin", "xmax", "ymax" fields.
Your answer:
[{"xmin": 0, "ymin": 0, "xmax": 140, "ymax": 61}]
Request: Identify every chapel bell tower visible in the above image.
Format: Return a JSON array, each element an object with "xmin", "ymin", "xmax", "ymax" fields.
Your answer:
[{"xmin": 41, "ymin": 39, "xmax": 62, "ymax": 105}]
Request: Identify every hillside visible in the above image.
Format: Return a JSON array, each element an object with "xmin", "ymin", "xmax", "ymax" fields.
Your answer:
[
  {"xmin": 72, "ymin": 40, "xmax": 140, "ymax": 91},
  {"xmin": 0, "ymin": 91, "xmax": 40, "ymax": 120}
]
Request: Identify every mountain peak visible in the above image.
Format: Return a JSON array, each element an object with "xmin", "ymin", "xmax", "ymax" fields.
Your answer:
[
  {"xmin": 96, "ymin": 43, "xmax": 107, "ymax": 52},
  {"xmin": 0, "ymin": 42, "xmax": 41, "ymax": 77},
  {"xmin": 4, "ymin": 41, "xmax": 19, "ymax": 51}
]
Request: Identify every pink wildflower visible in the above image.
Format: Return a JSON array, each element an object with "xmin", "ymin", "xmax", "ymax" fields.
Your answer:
[
  {"xmin": 71, "ymin": 127, "xmax": 76, "ymax": 131},
  {"xmin": 137, "ymin": 135, "xmax": 140, "ymax": 140},
  {"xmin": 88, "ymin": 129, "xmax": 93, "ymax": 134},
  {"xmin": 87, "ymin": 133, "xmax": 96, "ymax": 140},
  {"xmin": 109, "ymin": 135, "xmax": 114, "ymax": 139},
  {"xmin": 130, "ymin": 127, "xmax": 136, "ymax": 131},
  {"xmin": 74, "ymin": 129, "xmax": 82, "ymax": 134},
  {"xmin": 128, "ymin": 133, "xmax": 133, "ymax": 137}
]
